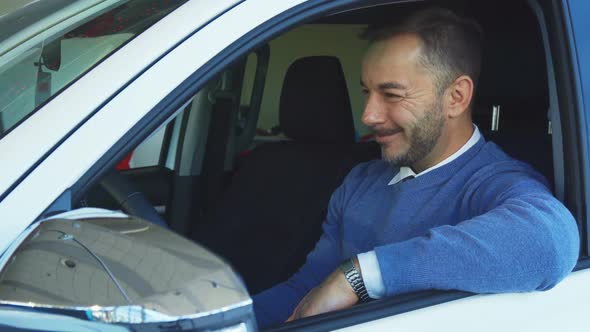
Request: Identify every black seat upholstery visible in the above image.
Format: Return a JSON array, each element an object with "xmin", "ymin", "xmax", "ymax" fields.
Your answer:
[
  {"xmin": 473, "ymin": 97, "xmax": 553, "ymax": 187},
  {"xmin": 278, "ymin": 56, "xmax": 356, "ymax": 143},
  {"xmin": 192, "ymin": 56, "xmax": 379, "ymax": 294},
  {"xmin": 472, "ymin": 7, "xmax": 554, "ymax": 188}
]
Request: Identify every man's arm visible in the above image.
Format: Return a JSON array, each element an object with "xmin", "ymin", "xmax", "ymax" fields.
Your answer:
[
  {"xmin": 374, "ymin": 183, "xmax": 579, "ymax": 297},
  {"xmin": 288, "ymin": 170, "xmax": 580, "ymax": 319},
  {"xmin": 286, "ymin": 257, "xmax": 361, "ymax": 321}
]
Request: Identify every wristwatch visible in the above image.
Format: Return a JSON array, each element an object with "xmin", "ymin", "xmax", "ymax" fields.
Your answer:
[{"xmin": 339, "ymin": 258, "xmax": 370, "ymax": 303}]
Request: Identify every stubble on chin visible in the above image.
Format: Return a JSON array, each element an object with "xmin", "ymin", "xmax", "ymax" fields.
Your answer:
[
  {"xmin": 380, "ymin": 101, "xmax": 445, "ymax": 168},
  {"xmin": 381, "ymin": 144, "xmax": 408, "ymax": 167}
]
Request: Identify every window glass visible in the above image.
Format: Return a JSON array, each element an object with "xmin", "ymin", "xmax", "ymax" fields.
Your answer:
[
  {"xmin": 0, "ymin": 0, "xmax": 189, "ymax": 138},
  {"xmin": 128, "ymin": 125, "xmax": 166, "ymax": 168}
]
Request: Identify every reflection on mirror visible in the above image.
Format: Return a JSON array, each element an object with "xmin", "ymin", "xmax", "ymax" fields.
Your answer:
[{"xmin": 0, "ymin": 212, "xmax": 254, "ymax": 331}]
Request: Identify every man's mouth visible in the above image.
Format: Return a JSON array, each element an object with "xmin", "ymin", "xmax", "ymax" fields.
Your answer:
[{"xmin": 374, "ymin": 128, "xmax": 403, "ymax": 143}]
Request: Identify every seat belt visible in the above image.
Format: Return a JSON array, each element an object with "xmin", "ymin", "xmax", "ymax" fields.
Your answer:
[{"xmin": 197, "ymin": 96, "xmax": 234, "ymax": 215}]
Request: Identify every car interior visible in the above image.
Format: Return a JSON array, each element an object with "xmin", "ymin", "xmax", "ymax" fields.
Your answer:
[{"xmin": 83, "ymin": 0, "xmax": 570, "ymax": 306}]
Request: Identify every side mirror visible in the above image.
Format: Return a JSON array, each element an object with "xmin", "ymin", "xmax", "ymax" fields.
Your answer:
[
  {"xmin": 0, "ymin": 214, "xmax": 256, "ymax": 331},
  {"xmin": 40, "ymin": 38, "xmax": 61, "ymax": 71}
]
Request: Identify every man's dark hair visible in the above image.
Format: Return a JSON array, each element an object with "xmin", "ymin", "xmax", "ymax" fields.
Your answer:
[{"xmin": 363, "ymin": 8, "xmax": 483, "ymax": 96}]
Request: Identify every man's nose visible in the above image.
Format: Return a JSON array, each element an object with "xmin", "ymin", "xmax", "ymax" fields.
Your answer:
[{"xmin": 361, "ymin": 96, "xmax": 385, "ymax": 127}]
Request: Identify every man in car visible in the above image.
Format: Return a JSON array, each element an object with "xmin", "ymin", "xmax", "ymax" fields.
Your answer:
[{"xmin": 253, "ymin": 8, "xmax": 580, "ymax": 327}]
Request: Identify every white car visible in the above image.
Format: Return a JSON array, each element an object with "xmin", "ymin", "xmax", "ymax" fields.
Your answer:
[{"xmin": 0, "ymin": 0, "xmax": 589, "ymax": 331}]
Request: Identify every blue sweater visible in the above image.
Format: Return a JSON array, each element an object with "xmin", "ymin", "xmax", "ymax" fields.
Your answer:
[{"xmin": 253, "ymin": 138, "xmax": 580, "ymax": 327}]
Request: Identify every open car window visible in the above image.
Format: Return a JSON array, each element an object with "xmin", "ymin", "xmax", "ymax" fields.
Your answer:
[{"xmin": 0, "ymin": 0, "xmax": 586, "ymax": 330}]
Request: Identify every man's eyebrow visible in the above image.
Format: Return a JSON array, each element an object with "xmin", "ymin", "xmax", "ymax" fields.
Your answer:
[
  {"xmin": 378, "ymin": 82, "xmax": 407, "ymax": 90},
  {"xmin": 359, "ymin": 81, "xmax": 408, "ymax": 90}
]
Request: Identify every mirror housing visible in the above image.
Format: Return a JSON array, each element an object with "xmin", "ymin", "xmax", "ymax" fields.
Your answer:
[{"xmin": 0, "ymin": 214, "xmax": 256, "ymax": 331}]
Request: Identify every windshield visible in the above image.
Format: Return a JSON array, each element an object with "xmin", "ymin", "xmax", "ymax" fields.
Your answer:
[{"xmin": 0, "ymin": 0, "xmax": 189, "ymax": 139}]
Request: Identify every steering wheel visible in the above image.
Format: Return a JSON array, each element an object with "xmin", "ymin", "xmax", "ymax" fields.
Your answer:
[{"xmin": 98, "ymin": 170, "xmax": 168, "ymax": 228}]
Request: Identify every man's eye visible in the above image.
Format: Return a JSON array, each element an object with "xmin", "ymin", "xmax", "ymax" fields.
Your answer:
[
  {"xmin": 361, "ymin": 89, "xmax": 369, "ymax": 95},
  {"xmin": 384, "ymin": 92, "xmax": 402, "ymax": 100}
]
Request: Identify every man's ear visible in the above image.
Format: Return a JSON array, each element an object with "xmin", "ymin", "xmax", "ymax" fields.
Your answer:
[{"xmin": 445, "ymin": 75, "xmax": 474, "ymax": 118}]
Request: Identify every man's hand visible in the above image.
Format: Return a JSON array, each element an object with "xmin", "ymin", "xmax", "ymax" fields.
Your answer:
[{"xmin": 286, "ymin": 258, "xmax": 361, "ymax": 322}]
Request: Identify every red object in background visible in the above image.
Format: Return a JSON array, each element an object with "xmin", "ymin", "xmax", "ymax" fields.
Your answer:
[
  {"xmin": 116, "ymin": 152, "xmax": 133, "ymax": 170},
  {"xmin": 65, "ymin": 13, "xmax": 116, "ymax": 38},
  {"xmin": 360, "ymin": 133, "xmax": 375, "ymax": 143},
  {"xmin": 238, "ymin": 149, "xmax": 252, "ymax": 157}
]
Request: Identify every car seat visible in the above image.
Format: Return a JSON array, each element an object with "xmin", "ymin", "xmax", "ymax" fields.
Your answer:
[{"xmin": 192, "ymin": 56, "xmax": 380, "ymax": 294}]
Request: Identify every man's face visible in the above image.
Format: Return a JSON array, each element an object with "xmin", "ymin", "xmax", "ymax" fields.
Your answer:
[{"xmin": 361, "ymin": 33, "xmax": 446, "ymax": 168}]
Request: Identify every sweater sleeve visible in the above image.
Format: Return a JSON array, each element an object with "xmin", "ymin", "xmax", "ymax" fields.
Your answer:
[
  {"xmin": 374, "ymin": 167, "xmax": 580, "ymax": 297},
  {"xmin": 252, "ymin": 164, "xmax": 361, "ymax": 327}
]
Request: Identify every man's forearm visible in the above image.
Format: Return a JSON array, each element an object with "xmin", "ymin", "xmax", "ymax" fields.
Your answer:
[
  {"xmin": 287, "ymin": 258, "xmax": 361, "ymax": 321},
  {"xmin": 373, "ymin": 193, "xmax": 579, "ymax": 297}
]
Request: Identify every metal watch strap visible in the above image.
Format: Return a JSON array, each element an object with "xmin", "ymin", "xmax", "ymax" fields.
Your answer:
[{"xmin": 339, "ymin": 258, "xmax": 370, "ymax": 302}]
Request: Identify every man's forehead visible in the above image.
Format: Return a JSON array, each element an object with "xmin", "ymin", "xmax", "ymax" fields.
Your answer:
[
  {"xmin": 361, "ymin": 35, "xmax": 423, "ymax": 84},
  {"xmin": 360, "ymin": 36, "xmax": 438, "ymax": 93},
  {"xmin": 365, "ymin": 33, "xmax": 423, "ymax": 58},
  {"xmin": 362, "ymin": 35, "xmax": 423, "ymax": 75}
]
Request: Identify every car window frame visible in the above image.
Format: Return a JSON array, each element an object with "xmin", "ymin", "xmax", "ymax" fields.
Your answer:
[
  {"xmin": 3, "ymin": 0, "xmax": 586, "ymax": 330},
  {"xmin": 541, "ymin": 0, "xmax": 589, "ymax": 257},
  {"xmin": 563, "ymin": 0, "xmax": 590, "ymax": 256}
]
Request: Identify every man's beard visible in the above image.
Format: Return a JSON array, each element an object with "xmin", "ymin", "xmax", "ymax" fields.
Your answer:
[{"xmin": 381, "ymin": 99, "xmax": 445, "ymax": 167}]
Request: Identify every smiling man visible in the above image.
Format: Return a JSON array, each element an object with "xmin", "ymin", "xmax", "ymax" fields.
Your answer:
[{"xmin": 253, "ymin": 8, "xmax": 579, "ymax": 327}]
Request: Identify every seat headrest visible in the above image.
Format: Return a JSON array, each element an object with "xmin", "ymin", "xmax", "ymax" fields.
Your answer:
[
  {"xmin": 472, "ymin": 97, "xmax": 549, "ymax": 134},
  {"xmin": 279, "ymin": 56, "xmax": 356, "ymax": 143}
]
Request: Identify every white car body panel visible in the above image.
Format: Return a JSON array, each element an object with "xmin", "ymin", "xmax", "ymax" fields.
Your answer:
[
  {"xmin": 0, "ymin": 0, "xmax": 588, "ymax": 331},
  {"xmin": 337, "ymin": 268, "xmax": 590, "ymax": 331},
  {"xmin": 0, "ymin": 308, "xmax": 128, "ymax": 332},
  {"xmin": 0, "ymin": 0, "xmax": 239, "ymax": 201},
  {"xmin": 0, "ymin": 0, "xmax": 305, "ymax": 254}
]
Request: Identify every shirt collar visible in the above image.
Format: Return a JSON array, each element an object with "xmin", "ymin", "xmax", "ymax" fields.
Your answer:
[{"xmin": 388, "ymin": 125, "xmax": 482, "ymax": 185}]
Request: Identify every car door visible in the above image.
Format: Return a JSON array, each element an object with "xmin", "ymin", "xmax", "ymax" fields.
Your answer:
[{"xmin": 0, "ymin": 0, "xmax": 589, "ymax": 331}]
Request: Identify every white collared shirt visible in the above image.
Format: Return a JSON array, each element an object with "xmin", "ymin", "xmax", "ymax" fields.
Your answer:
[
  {"xmin": 358, "ymin": 125, "xmax": 481, "ymax": 299},
  {"xmin": 388, "ymin": 126, "xmax": 482, "ymax": 185}
]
